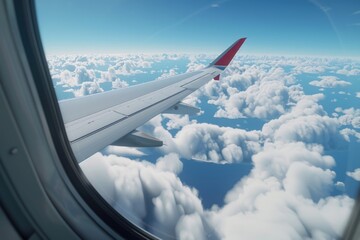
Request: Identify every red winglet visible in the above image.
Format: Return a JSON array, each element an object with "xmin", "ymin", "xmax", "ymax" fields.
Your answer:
[
  {"xmin": 214, "ymin": 74, "xmax": 220, "ymax": 81},
  {"xmin": 209, "ymin": 38, "xmax": 246, "ymax": 68}
]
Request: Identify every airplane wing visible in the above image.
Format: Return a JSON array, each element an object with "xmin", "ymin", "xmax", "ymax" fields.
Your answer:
[{"xmin": 59, "ymin": 38, "xmax": 246, "ymax": 162}]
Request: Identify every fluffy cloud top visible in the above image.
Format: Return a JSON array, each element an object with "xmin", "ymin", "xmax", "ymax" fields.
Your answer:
[
  {"xmin": 309, "ymin": 76, "xmax": 351, "ymax": 88},
  {"xmin": 173, "ymin": 123, "xmax": 262, "ymax": 164},
  {"xmin": 80, "ymin": 153, "xmax": 215, "ymax": 239},
  {"xmin": 209, "ymin": 141, "xmax": 353, "ymax": 240},
  {"xmin": 202, "ymin": 62, "xmax": 301, "ymax": 120}
]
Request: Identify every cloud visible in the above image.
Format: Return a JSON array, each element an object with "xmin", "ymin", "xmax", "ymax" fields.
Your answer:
[
  {"xmin": 59, "ymin": 69, "xmax": 78, "ymax": 87},
  {"xmin": 340, "ymin": 128, "xmax": 360, "ymax": 142},
  {"xmin": 209, "ymin": 141, "xmax": 353, "ymax": 239},
  {"xmin": 335, "ymin": 181, "xmax": 345, "ymax": 192},
  {"xmin": 156, "ymin": 68, "xmax": 178, "ymax": 80},
  {"xmin": 75, "ymin": 66, "xmax": 96, "ymax": 83},
  {"xmin": 155, "ymin": 153, "xmax": 183, "ymax": 174},
  {"xmin": 336, "ymin": 66, "xmax": 360, "ymax": 76},
  {"xmin": 80, "ymin": 140, "xmax": 353, "ymax": 239},
  {"xmin": 262, "ymin": 94, "xmax": 342, "ymax": 149},
  {"xmin": 164, "ymin": 114, "xmax": 197, "ymax": 130},
  {"xmin": 203, "ymin": 63, "xmax": 299, "ymax": 120},
  {"xmin": 46, "ymin": 54, "xmax": 157, "ymax": 91},
  {"xmin": 112, "ymin": 78, "xmax": 129, "ymax": 89},
  {"xmin": 356, "ymin": 92, "xmax": 360, "ymax": 98},
  {"xmin": 186, "ymin": 55, "xmax": 207, "ymax": 73},
  {"xmin": 335, "ymin": 107, "xmax": 360, "ymax": 129},
  {"xmin": 148, "ymin": 120, "xmax": 262, "ymax": 164},
  {"xmin": 346, "ymin": 168, "xmax": 360, "ymax": 181},
  {"xmin": 74, "ymin": 81, "xmax": 104, "ymax": 97},
  {"xmin": 309, "ymin": 76, "xmax": 351, "ymax": 88},
  {"xmin": 211, "ymin": 81, "xmax": 299, "ymax": 120},
  {"xmin": 80, "ymin": 153, "xmax": 213, "ymax": 239}
]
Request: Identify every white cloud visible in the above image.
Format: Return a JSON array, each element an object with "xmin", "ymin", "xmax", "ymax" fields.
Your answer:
[
  {"xmin": 262, "ymin": 94, "xmax": 342, "ymax": 149},
  {"xmin": 309, "ymin": 76, "xmax": 351, "ymax": 88},
  {"xmin": 186, "ymin": 55, "xmax": 207, "ymax": 73},
  {"xmin": 335, "ymin": 181, "xmax": 345, "ymax": 192},
  {"xmin": 336, "ymin": 66, "xmax": 360, "ymax": 76},
  {"xmin": 211, "ymin": 81, "xmax": 299, "ymax": 119},
  {"xmin": 80, "ymin": 153, "xmax": 211, "ymax": 239},
  {"xmin": 156, "ymin": 153, "xmax": 183, "ymax": 174},
  {"xmin": 75, "ymin": 66, "xmax": 96, "ymax": 83},
  {"xmin": 209, "ymin": 141, "xmax": 353, "ymax": 240},
  {"xmin": 200, "ymin": 62, "xmax": 301, "ymax": 120},
  {"xmin": 156, "ymin": 68, "xmax": 178, "ymax": 80},
  {"xmin": 59, "ymin": 69, "xmax": 78, "ymax": 87},
  {"xmin": 335, "ymin": 107, "xmax": 360, "ymax": 129},
  {"xmin": 172, "ymin": 123, "xmax": 262, "ymax": 164},
  {"xmin": 346, "ymin": 168, "xmax": 360, "ymax": 181},
  {"xmin": 340, "ymin": 128, "xmax": 360, "ymax": 142},
  {"xmin": 74, "ymin": 81, "xmax": 104, "ymax": 97},
  {"xmin": 164, "ymin": 114, "xmax": 197, "ymax": 130},
  {"xmin": 112, "ymin": 78, "xmax": 129, "ymax": 89}
]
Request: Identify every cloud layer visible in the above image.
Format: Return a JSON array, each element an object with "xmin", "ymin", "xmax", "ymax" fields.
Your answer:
[{"xmin": 48, "ymin": 54, "xmax": 360, "ymax": 239}]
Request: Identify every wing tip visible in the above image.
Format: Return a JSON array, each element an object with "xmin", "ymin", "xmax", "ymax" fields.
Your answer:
[{"xmin": 209, "ymin": 37, "xmax": 246, "ymax": 68}]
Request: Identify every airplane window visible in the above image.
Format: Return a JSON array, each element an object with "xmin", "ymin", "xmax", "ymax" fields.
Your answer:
[{"xmin": 35, "ymin": 0, "xmax": 360, "ymax": 239}]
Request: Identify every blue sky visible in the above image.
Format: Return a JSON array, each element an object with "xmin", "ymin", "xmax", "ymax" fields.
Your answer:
[{"xmin": 36, "ymin": 0, "xmax": 360, "ymax": 56}]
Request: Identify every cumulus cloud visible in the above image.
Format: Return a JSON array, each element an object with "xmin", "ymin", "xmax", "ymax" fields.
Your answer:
[
  {"xmin": 340, "ymin": 128, "xmax": 360, "ymax": 142},
  {"xmin": 164, "ymin": 114, "xmax": 197, "ymax": 130},
  {"xmin": 156, "ymin": 68, "xmax": 178, "ymax": 80},
  {"xmin": 336, "ymin": 65, "xmax": 360, "ymax": 76},
  {"xmin": 211, "ymin": 81, "xmax": 299, "ymax": 119},
  {"xmin": 80, "ymin": 138, "xmax": 353, "ymax": 239},
  {"xmin": 186, "ymin": 55, "xmax": 207, "ymax": 73},
  {"xmin": 74, "ymin": 81, "xmax": 104, "ymax": 97},
  {"xmin": 80, "ymin": 153, "xmax": 215, "ymax": 239},
  {"xmin": 335, "ymin": 107, "xmax": 360, "ymax": 129},
  {"xmin": 346, "ymin": 168, "xmax": 360, "ymax": 181},
  {"xmin": 75, "ymin": 66, "xmax": 96, "ymax": 83},
  {"xmin": 208, "ymin": 142, "xmax": 353, "ymax": 240},
  {"xmin": 112, "ymin": 78, "xmax": 129, "ymax": 89},
  {"xmin": 46, "ymin": 54, "xmax": 156, "ymax": 93},
  {"xmin": 58, "ymin": 69, "xmax": 78, "ymax": 87},
  {"xmin": 172, "ymin": 123, "xmax": 261, "ymax": 164},
  {"xmin": 262, "ymin": 94, "xmax": 342, "ymax": 149},
  {"xmin": 309, "ymin": 76, "xmax": 351, "ymax": 88},
  {"xmin": 156, "ymin": 153, "xmax": 183, "ymax": 174},
  {"xmin": 141, "ymin": 115, "xmax": 262, "ymax": 164},
  {"xmin": 202, "ymin": 62, "xmax": 300, "ymax": 120}
]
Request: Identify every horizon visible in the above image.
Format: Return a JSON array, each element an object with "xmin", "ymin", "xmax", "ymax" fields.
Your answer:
[{"xmin": 36, "ymin": 0, "xmax": 360, "ymax": 57}]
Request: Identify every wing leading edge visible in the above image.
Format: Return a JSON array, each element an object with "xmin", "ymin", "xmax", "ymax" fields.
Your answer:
[{"xmin": 60, "ymin": 38, "xmax": 246, "ymax": 162}]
